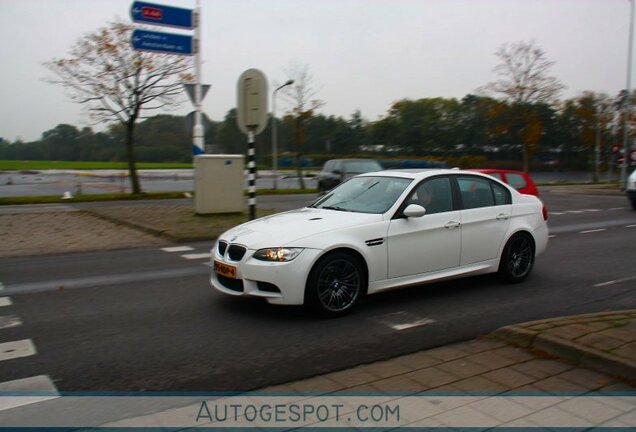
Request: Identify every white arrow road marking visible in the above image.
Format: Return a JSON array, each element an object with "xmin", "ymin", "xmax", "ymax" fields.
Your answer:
[{"xmin": 372, "ymin": 311, "xmax": 435, "ymax": 331}]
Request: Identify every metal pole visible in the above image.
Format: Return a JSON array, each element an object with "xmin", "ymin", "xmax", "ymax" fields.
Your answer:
[
  {"xmin": 272, "ymin": 89, "xmax": 278, "ymax": 190},
  {"xmin": 271, "ymin": 80, "xmax": 294, "ymax": 190},
  {"xmin": 248, "ymin": 130, "xmax": 256, "ymax": 220},
  {"xmin": 595, "ymin": 103, "xmax": 601, "ymax": 183},
  {"xmin": 621, "ymin": 0, "xmax": 635, "ymax": 188},
  {"xmin": 192, "ymin": 0, "xmax": 204, "ymax": 156}
]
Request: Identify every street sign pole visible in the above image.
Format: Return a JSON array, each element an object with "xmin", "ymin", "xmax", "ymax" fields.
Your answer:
[
  {"xmin": 192, "ymin": 0, "xmax": 204, "ymax": 156},
  {"xmin": 248, "ymin": 130, "xmax": 256, "ymax": 220},
  {"xmin": 237, "ymin": 69, "xmax": 268, "ymax": 220}
]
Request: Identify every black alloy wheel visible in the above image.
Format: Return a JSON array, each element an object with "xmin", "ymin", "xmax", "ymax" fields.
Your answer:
[
  {"xmin": 306, "ymin": 252, "xmax": 365, "ymax": 317},
  {"xmin": 499, "ymin": 233, "xmax": 535, "ymax": 283}
]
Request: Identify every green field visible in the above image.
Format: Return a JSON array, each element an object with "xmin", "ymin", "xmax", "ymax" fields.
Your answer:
[{"xmin": 0, "ymin": 160, "xmax": 193, "ymax": 170}]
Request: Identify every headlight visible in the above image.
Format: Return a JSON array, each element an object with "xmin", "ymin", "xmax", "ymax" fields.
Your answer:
[{"xmin": 253, "ymin": 248, "xmax": 303, "ymax": 262}]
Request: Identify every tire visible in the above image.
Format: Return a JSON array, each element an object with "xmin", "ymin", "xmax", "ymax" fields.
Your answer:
[
  {"xmin": 305, "ymin": 252, "xmax": 366, "ymax": 317},
  {"xmin": 498, "ymin": 233, "xmax": 535, "ymax": 283}
]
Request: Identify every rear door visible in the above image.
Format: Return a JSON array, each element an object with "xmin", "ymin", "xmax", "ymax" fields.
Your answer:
[{"xmin": 456, "ymin": 176, "xmax": 512, "ymax": 266}]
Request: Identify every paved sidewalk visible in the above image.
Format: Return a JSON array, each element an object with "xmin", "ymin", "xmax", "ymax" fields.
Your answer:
[{"xmin": 96, "ymin": 310, "xmax": 636, "ymax": 429}]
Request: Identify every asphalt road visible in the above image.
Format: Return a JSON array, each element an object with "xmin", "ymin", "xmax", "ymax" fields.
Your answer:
[{"xmin": 0, "ymin": 191, "xmax": 634, "ymax": 392}]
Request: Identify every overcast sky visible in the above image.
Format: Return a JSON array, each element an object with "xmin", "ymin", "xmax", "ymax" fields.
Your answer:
[{"xmin": 0, "ymin": 0, "xmax": 631, "ymax": 141}]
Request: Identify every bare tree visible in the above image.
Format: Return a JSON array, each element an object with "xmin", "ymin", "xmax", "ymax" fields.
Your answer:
[
  {"xmin": 45, "ymin": 21, "xmax": 193, "ymax": 194},
  {"xmin": 282, "ymin": 62, "xmax": 324, "ymax": 189},
  {"xmin": 481, "ymin": 40, "xmax": 565, "ymax": 171}
]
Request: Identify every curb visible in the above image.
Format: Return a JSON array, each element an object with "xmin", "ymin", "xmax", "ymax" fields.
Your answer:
[
  {"xmin": 84, "ymin": 209, "xmax": 217, "ymax": 244},
  {"xmin": 491, "ymin": 311, "xmax": 636, "ymax": 382}
]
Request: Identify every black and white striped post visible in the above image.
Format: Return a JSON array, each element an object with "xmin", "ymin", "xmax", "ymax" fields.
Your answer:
[
  {"xmin": 237, "ymin": 69, "xmax": 268, "ymax": 221},
  {"xmin": 247, "ymin": 130, "xmax": 256, "ymax": 220}
]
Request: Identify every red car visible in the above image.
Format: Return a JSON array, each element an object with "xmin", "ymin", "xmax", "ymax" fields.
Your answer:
[{"xmin": 469, "ymin": 169, "xmax": 539, "ymax": 196}]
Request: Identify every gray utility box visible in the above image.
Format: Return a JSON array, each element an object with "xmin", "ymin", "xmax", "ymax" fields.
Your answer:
[{"xmin": 194, "ymin": 155, "xmax": 244, "ymax": 214}]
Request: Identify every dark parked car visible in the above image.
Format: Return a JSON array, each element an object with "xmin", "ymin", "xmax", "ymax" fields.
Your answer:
[{"xmin": 317, "ymin": 159, "xmax": 383, "ymax": 193}]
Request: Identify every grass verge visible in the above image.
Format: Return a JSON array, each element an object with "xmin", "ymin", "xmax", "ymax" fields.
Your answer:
[
  {"xmin": 0, "ymin": 189, "xmax": 318, "ymax": 205},
  {"xmin": 0, "ymin": 160, "xmax": 193, "ymax": 170}
]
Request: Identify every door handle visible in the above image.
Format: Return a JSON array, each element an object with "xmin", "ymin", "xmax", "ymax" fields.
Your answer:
[
  {"xmin": 496, "ymin": 214, "xmax": 509, "ymax": 221},
  {"xmin": 444, "ymin": 221, "xmax": 461, "ymax": 229}
]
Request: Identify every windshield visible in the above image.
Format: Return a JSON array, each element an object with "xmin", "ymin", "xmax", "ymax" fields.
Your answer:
[{"xmin": 311, "ymin": 176, "xmax": 412, "ymax": 214}]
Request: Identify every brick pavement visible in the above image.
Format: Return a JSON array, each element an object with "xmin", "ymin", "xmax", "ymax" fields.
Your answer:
[{"xmin": 0, "ymin": 210, "xmax": 167, "ymax": 258}]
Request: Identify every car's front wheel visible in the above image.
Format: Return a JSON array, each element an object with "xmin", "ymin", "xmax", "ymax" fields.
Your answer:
[
  {"xmin": 305, "ymin": 252, "xmax": 365, "ymax": 317},
  {"xmin": 499, "ymin": 233, "xmax": 535, "ymax": 283}
]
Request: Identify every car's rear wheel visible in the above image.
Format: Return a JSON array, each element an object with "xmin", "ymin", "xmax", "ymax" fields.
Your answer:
[
  {"xmin": 499, "ymin": 233, "xmax": 535, "ymax": 283},
  {"xmin": 305, "ymin": 252, "xmax": 365, "ymax": 317}
]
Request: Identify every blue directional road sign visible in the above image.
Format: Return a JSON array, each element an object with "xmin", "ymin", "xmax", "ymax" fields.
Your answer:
[
  {"xmin": 130, "ymin": 1, "xmax": 193, "ymax": 29},
  {"xmin": 131, "ymin": 29, "xmax": 193, "ymax": 55}
]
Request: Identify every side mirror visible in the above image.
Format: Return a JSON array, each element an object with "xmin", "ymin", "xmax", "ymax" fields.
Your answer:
[{"xmin": 403, "ymin": 204, "xmax": 426, "ymax": 218}]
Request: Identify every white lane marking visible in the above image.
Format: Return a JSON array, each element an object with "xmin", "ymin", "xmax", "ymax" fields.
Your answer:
[
  {"xmin": 0, "ymin": 283, "xmax": 4, "ymax": 291},
  {"xmin": 373, "ymin": 311, "xmax": 435, "ymax": 331},
  {"xmin": 627, "ymin": 224, "xmax": 636, "ymax": 228},
  {"xmin": 181, "ymin": 253, "xmax": 211, "ymax": 260},
  {"xmin": 0, "ymin": 315, "xmax": 21, "ymax": 330},
  {"xmin": 579, "ymin": 229, "xmax": 606, "ymax": 234},
  {"xmin": 595, "ymin": 275, "xmax": 636, "ymax": 287},
  {"xmin": 550, "ymin": 212, "xmax": 564, "ymax": 216},
  {"xmin": 161, "ymin": 246, "xmax": 195, "ymax": 253},
  {"xmin": 0, "ymin": 339, "xmax": 36, "ymax": 361},
  {"xmin": 569, "ymin": 210, "xmax": 585, "ymax": 214},
  {"xmin": 609, "ymin": 207, "xmax": 626, "ymax": 211},
  {"xmin": 584, "ymin": 209, "xmax": 601, "ymax": 212},
  {"xmin": 0, "ymin": 297, "xmax": 12, "ymax": 307},
  {"xmin": 548, "ymin": 235, "xmax": 557, "ymax": 238},
  {"xmin": 0, "ymin": 375, "xmax": 59, "ymax": 411}
]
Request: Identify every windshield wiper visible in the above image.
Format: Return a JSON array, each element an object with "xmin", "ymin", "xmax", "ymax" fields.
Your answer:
[{"xmin": 321, "ymin": 205, "xmax": 352, "ymax": 212}]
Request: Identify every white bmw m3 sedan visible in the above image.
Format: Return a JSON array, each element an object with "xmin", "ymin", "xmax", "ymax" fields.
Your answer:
[{"xmin": 211, "ymin": 169, "xmax": 548, "ymax": 316}]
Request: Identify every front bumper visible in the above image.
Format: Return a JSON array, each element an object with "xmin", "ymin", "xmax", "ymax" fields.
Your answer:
[{"xmin": 210, "ymin": 247, "xmax": 323, "ymax": 305}]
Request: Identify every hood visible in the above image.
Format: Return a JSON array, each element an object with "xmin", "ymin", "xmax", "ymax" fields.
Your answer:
[{"xmin": 220, "ymin": 207, "xmax": 382, "ymax": 249}]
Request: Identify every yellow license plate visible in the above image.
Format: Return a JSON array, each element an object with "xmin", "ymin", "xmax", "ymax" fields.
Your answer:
[{"xmin": 214, "ymin": 260, "xmax": 237, "ymax": 279}]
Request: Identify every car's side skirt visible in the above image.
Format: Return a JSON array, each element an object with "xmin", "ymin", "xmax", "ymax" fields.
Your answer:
[{"xmin": 367, "ymin": 259, "xmax": 499, "ymax": 295}]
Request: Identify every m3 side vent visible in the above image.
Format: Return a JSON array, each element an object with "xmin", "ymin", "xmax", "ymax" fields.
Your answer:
[{"xmin": 365, "ymin": 238, "xmax": 384, "ymax": 247}]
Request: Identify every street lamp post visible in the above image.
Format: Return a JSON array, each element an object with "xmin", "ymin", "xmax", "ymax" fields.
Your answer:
[{"xmin": 272, "ymin": 80, "xmax": 294, "ymax": 190}]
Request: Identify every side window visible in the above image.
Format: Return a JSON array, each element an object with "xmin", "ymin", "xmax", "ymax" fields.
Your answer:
[
  {"xmin": 506, "ymin": 173, "xmax": 528, "ymax": 190},
  {"xmin": 322, "ymin": 161, "xmax": 333, "ymax": 173},
  {"xmin": 492, "ymin": 181, "xmax": 511, "ymax": 205},
  {"xmin": 408, "ymin": 177, "xmax": 453, "ymax": 215},
  {"xmin": 458, "ymin": 177, "xmax": 495, "ymax": 209}
]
